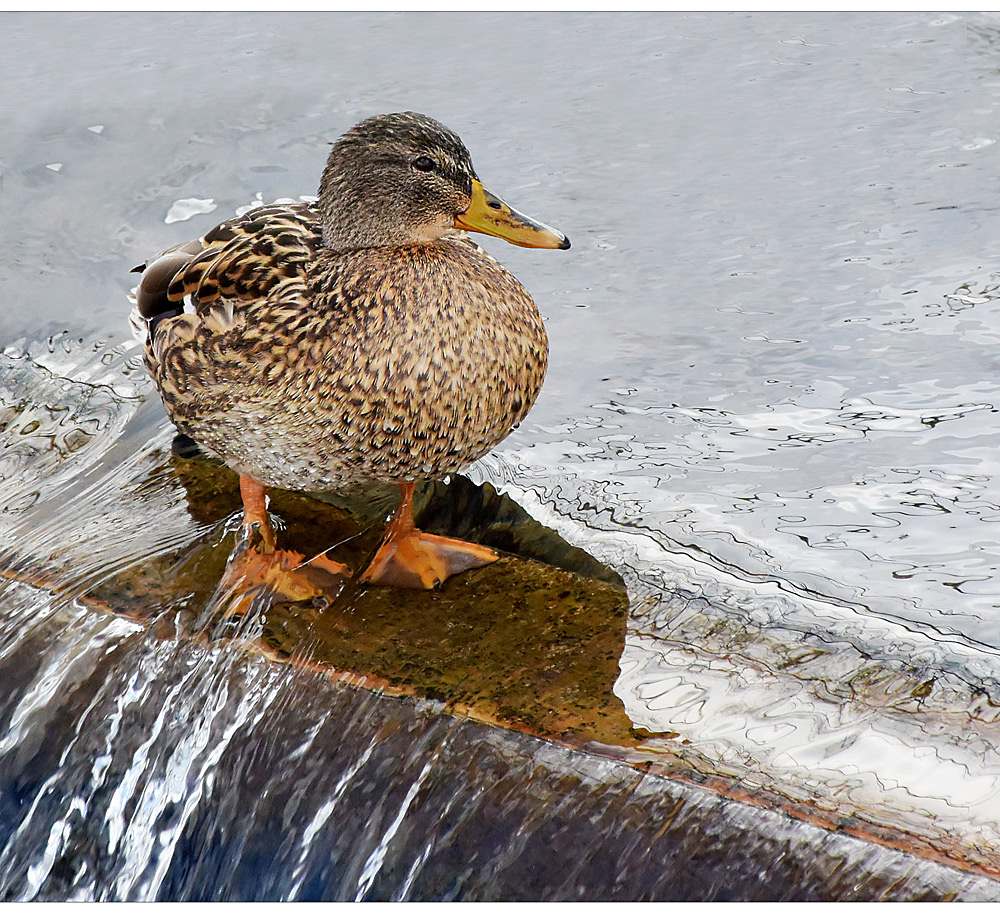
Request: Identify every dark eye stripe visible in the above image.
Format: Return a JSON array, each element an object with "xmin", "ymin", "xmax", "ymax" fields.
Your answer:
[{"xmin": 413, "ymin": 156, "xmax": 435, "ymax": 172}]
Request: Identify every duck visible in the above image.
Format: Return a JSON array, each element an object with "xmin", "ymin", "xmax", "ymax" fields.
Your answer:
[{"xmin": 132, "ymin": 111, "xmax": 569, "ymax": 591}]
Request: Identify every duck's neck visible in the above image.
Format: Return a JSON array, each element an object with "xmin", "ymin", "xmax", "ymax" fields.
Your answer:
[
  {"xmin": 317, "ymin": 164, "xmax": 456, "ymax": 253},
  {"xmin": 317, "ymin": 202, "xmax": 407, "ymax": 252}
]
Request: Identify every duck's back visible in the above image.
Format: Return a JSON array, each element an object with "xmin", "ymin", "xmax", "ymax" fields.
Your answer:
[{"xmin": 139, "ymin": 207, "xmax": 548, "ymax": 491}]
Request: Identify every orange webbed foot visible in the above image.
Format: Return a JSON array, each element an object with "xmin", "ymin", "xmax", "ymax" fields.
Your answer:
[
  {"xmin": 359, "ymin": 530, "xmax": 497, "ymax": 589},
  {"xmin": 358, "ymin": 481, "xmax": 497, "ymax": 589},
  {"xmin": 221, "ymin": 547, "xmax": 353, "ymax": 615}
]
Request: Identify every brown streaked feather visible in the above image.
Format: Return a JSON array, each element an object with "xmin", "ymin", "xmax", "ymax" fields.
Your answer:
[
  {"xmin": 161, "ymin": 203, "xmax": 320, "ymax": 309},
  {"xmin": 143, "ymin": 232, "xmax": 547, "ymax": 494}
]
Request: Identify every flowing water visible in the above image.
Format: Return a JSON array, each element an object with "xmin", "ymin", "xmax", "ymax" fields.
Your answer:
[{"xmin": 4, "ymin": 11, "xmax": 1000, "ymax": 900}]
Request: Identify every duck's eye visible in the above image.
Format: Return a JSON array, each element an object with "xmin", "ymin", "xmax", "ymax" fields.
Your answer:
[{"xmin": 413, "ymin": 156, "xmax": 436, "ymax": 173}]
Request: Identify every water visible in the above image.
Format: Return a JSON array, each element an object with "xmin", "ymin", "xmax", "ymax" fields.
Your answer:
[{"xmin": 4, "ymin": 10, "xmax": 1000, "ymax": 899}]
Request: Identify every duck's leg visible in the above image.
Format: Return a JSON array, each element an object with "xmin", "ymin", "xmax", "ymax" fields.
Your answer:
[
  {"xmin": 221, "ymin": 476, "xmax": 352, "ymax": 610},
  {"xmin": 240, "ymin": 474, "xmax": 277, "ymax": 553},
  {"xmin": 359, "ymin": 482, "xmax": 498, "ymax": 589}
]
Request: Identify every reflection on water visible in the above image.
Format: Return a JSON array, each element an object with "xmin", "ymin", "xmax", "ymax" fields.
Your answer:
[
  {"xmin": 515, "ymin": 268, "xmax": 1000, "ymax": 647},
  {"xmin": 7, "ymin": 8, "xmax": 1000, "ymax": 900},
  {"xmin": 474, "ymin": 446, "xmax": 1000, "ymax": 869}
]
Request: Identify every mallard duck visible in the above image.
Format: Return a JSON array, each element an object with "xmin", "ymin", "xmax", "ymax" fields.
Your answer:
[{"xmin": 132, "ymin": 111, "xmax": 569, "ymax": 591}]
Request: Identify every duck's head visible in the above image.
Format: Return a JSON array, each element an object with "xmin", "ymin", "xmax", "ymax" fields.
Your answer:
[{"xmin": 317, "ymin": 111, "xmax": 570, "ymax": 253}]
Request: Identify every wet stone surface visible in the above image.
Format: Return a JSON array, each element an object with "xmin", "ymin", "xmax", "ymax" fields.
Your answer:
[{"xmin": 84, "ymin": 456, "xmax": 635, "ymax": 748}]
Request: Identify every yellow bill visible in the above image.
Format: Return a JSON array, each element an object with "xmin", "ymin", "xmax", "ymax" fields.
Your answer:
[{"xmin": 455, "ymin": 179, "xmax": 570, "ymax": 250}]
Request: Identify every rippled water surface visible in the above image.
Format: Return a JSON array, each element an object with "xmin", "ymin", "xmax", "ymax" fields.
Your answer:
[{"xmin": 5, "ymin": 11, "xmax": 1000, "ymax": 900}]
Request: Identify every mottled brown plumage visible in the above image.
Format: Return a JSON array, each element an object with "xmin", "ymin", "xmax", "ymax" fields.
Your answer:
[{"xmin": 133, "ymin": 111, "xmax": 569, "ymax": 589}]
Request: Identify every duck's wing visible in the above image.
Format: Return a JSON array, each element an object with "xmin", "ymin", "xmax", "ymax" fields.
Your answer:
[{"xmin": 133, "ymin": 202, "xmax": 321, "ymax": 324}]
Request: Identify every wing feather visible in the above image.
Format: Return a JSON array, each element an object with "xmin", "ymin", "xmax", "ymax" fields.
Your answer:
[{"xmin": 137, "ymin": 202, "xmax": 321, "ymax": 321}]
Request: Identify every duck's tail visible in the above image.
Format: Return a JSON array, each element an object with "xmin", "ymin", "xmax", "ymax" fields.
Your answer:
[{"xmin": 129, "ymin": 240, "xmax": 204, "ymax": 342}]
